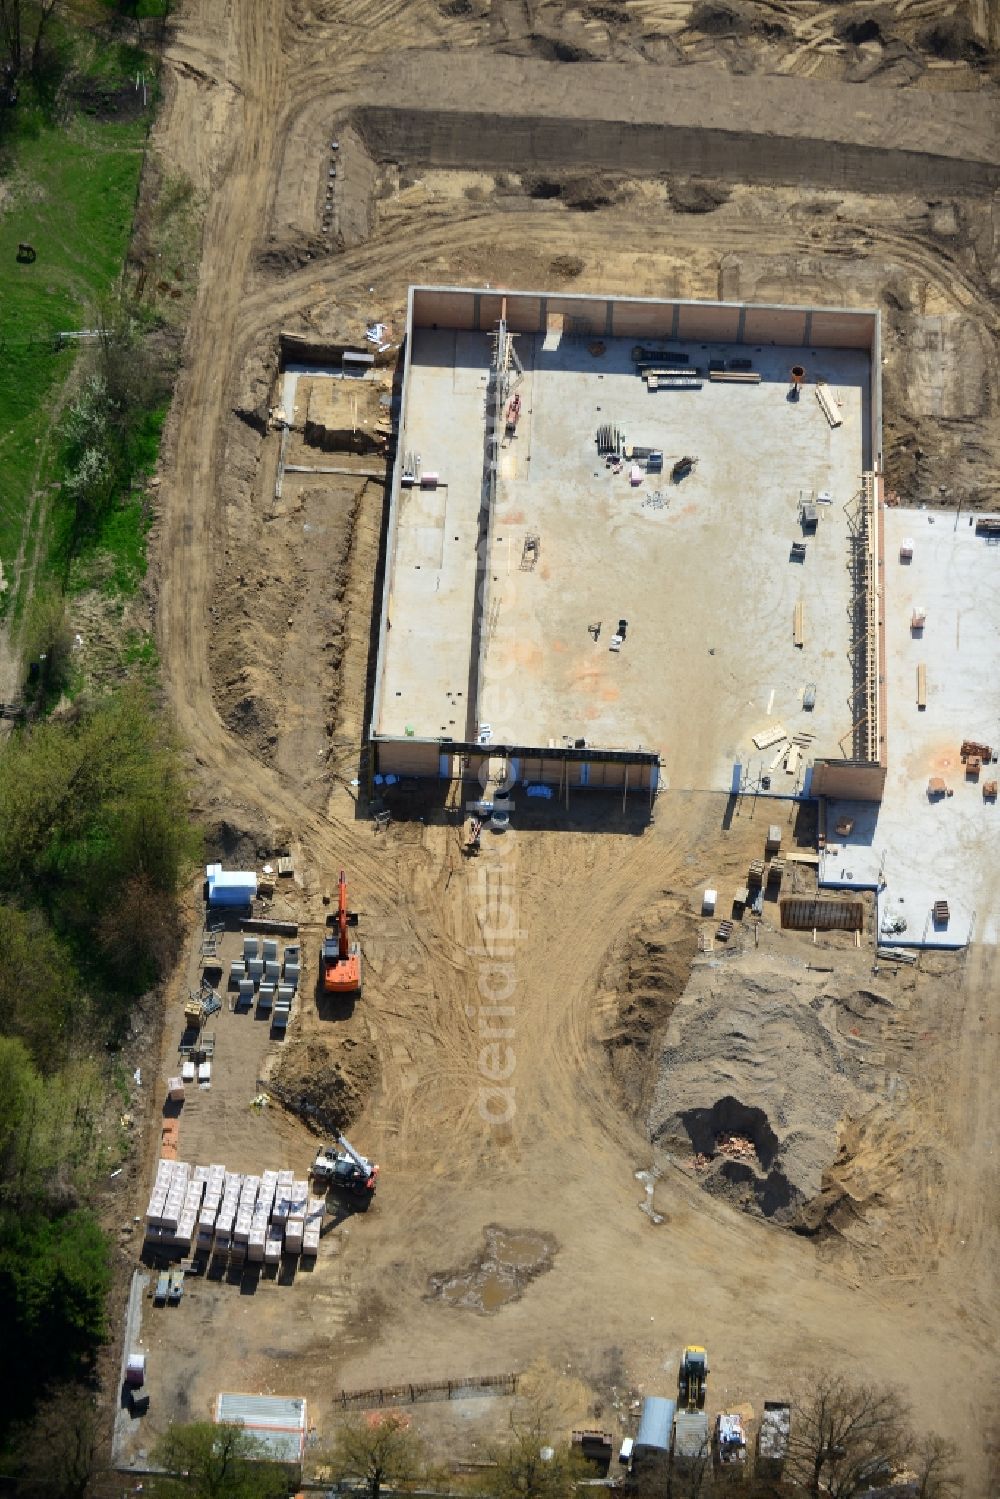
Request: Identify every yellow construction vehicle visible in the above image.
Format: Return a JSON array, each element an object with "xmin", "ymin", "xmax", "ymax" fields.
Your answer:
[{"xmin": 678, "ymin": 1347, "xmax": 709, "ymax": 1411}]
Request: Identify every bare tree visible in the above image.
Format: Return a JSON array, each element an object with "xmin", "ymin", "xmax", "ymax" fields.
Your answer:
[
  {"xmin": 10, "ymin": 1381, "xmax": 99, "ymax": 1499},
  {"xmin": 484, "ymin": 1395, "xmax": 591, "ymax": 1499},
  {"xmin": 29, "ymin": 0, "xmax": 57, "ymax": 75},
  {"xmin": 786, "ymin": 1374, "xmax": 910, "ymax": 1499},
  {"xmin": 912, "ymin": 1433, "xmax": 963, "ymax": 1499},
  {"xmin": 0, "ymin": 0, "xmax": 22, "ymax": 75},
  {"xmin": 322, "ymin": 1409, "xmax": 424, "ymax": 1499}
]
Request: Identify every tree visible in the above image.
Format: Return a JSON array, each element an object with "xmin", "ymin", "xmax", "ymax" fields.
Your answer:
[
  {"xmin": 98, "ymin": 870, "xmax": 182, "ymax": 985},
  {"xmin": 0, "ymin": 904, "xmax": 77, "ymax": 1068},
  {"xmin": 0, "ymin": 1206, "xmax": 109, "ymax": 1418},
  {"xmin": 323, "ymin": 1409, "xmax": 424, "ymax": 1499},
  {"xmin": 0, "ymin": 0, "xmax": 22, "ymax": 75},
  {"xmin": 0, "ymin": 687, "xmax": 199, "ymax": 938},
  {"xmin": 10, "ymin": 1379, "xmax": 99, "ymax": 1499},
  {"xmin": 912, "ymin": 1433, "xmax": 962, "ymax": 1499},
  {"xmin": 485, "ymin": 1402, "xmax": 590, "ymax": 1499},
  {"xmin": 20, "ymin": 582, "xmax": 74, "ymax": 701},
  {"xmin": 786, "ymin": 1374, "xmax": 910, "ymax": 1499},
  {"xmin": 152, "ymin": 1421, "xmax": 290, "ymax": 1499}
]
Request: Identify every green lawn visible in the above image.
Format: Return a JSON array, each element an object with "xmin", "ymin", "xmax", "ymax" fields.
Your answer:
[{"xmin": 0, "ymin": 110, "xmax": 148, "ymax": 611}]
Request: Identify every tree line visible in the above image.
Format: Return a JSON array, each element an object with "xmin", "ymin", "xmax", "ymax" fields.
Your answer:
[{"xmin": 0, "ymin": 686, "xmax": 199, "ymax": 1455}]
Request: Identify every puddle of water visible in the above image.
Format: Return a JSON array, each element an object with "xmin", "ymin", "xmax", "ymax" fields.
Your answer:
[{"xmin": 429, "ymin": 1225, "xmax": 556, "ymax": 1314}]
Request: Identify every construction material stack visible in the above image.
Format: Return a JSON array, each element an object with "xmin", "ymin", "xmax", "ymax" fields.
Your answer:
[
  {"xmin": 145, "ymin": 1157, "xmax": 331, "ymax": 1267},
  {"xmin": 756, "ymin": 1402, "xmax": 791, "ymax": 1481},
  {"xmin": 714, "ymin": 1413, "xmax": 748, "ymax": 1477}
]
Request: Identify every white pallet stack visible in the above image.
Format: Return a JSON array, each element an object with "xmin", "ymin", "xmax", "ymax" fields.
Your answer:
[
  {"xmin": 303, "ymin": 1196, "xmax": 325, "ymax": 1256},
  {"xmin": 144, "ymin": 1156, "xmax": 328, "ymax": 1263},
  {"xmin": 265, "ymin": 1223, "xmax": 284, "ymax": 1264}
]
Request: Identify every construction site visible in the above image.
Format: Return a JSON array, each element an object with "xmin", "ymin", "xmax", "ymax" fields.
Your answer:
[{"xmin": 107, "ymin": 1, "xmax": 1000, "ymax": 1493}]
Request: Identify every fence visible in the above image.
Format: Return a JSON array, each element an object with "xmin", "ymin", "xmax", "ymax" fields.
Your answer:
[{"xmin": 331, "ymin": 1373, "xmax": 519, "ymax": 1410}]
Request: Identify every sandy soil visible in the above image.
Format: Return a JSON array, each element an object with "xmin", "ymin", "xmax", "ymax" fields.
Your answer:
[{"xmin": 121, "ymin": 1, "xmax": 1000, "ymax": 1490}]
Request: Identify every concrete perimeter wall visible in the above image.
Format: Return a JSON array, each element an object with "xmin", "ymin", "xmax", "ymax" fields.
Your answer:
[
  {"xmin": 373, "ymin": 736, "xmax": 659, "ymax": 791},
  {"xmin": 412, "ymin": 287, "xmax": 877, "ymax": 352}
]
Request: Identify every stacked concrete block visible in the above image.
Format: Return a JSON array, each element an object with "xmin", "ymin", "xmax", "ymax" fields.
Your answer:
[
  {"xmin": 303, "ymin": 1196, "xmax": 325, "ymax": 1255},
  {"xmin": 258, "ymin": 1170, "xmax": 277, "ymax": 1218},
  {"xmin": 284, "ymin": 1214, "xmax": 304, "ymax": 1255},
  {"xmin": 144, "ymin": 1157, "xmax": 328, "ymax": 1265},
  {"xmin": 248, "ymin": 1207, "xmax": 268, "ymax": 1263}
]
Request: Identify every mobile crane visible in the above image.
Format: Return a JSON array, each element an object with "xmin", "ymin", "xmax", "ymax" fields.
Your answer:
[
  {"xmin": 322, "ymin": 870, "xmax": 362, "ymax": 997},
  {"xmin": 311, "ymin": 1135, "xmax": 379, "ymax": 1202}
]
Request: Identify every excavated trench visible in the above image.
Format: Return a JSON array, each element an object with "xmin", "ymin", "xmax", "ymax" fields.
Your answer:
[{"xmin": 352, "ymin": 104, "xmax": 1000, "ymax": 197}]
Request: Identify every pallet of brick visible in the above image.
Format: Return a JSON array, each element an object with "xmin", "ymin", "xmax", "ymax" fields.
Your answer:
[
  {"xmin": 176, "ymin": 1211, "xmax": 196, "ymax": 1250},
  {"xmin": 284, "ymin": 1217, "xmax": 304, "ymax": 1254},
  {"xmin": 234, "ymin": 1212, "xmax": 252, "ymax": 1246},
  {"xmin": 265, "ymin": 1224, "xmax": 283, "ymax": 1263},
  {"xmin": 248, "ymin": 1227, "xmax": 266, "ymax": 1263}
]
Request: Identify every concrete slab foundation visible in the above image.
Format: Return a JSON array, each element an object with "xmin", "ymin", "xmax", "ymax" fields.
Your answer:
[{"xmin": 820, "ymin": 508, "xmax": 1000, "ymax": 946}]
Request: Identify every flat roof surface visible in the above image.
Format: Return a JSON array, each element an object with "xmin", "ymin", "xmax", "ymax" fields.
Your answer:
[
  {"xmin": 379, "ymin": 318, "xmax": 870, "ymax": 790},
  {"xmin": 820, "ymin": 509, "xmax": 1000, "ymax": 946},
  {"xmin": 216, "ymin": 1392, "xmax": 307, "ymax": 1461}
]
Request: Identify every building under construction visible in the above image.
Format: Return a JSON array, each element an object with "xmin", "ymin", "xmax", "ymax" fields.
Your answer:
[{"xmin": 370, "ymin": 285, "xmax": 886, "ymax": 803}]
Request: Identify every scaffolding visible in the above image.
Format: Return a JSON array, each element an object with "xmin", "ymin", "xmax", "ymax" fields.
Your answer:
[{"xmin": 844, "ymin": 473, "xmax": 882, "ymax": 764}]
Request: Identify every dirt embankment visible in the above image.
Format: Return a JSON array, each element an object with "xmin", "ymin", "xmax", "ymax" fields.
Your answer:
[
  {"xmin": 599, "ymin": 894, "xmax": 699, "ymax": 1119},
  {"xmin": 646, "ymin": 946, "xmax": 900, "ymax": 1225}
]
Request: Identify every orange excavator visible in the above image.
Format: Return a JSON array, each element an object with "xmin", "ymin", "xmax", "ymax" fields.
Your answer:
[{"xmin": 322, "ymin": 871, "xmax": 362, "ymax": 997}]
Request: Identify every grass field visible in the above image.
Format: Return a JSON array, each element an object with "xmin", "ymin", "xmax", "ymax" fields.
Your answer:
[{"xmin": 0, "ymin": 108, "xmax": 149, "ymax": 615}]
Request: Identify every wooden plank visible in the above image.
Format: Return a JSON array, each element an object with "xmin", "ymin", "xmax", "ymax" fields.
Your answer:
[
  {"xmin": 815, "ymin": 382, "xmax": 843, "ymax": 428},
  {"xmin": 753, "ymin": 723, "xmax": 788, "ymax": 750},
  {"xmin": 793, "ymin": 600, "xmax": 804, "ymax": 647},
  {"xmin": 709, "ymin": 369, "xmax": 762, "ymax": 383},
  {"xmin": 916, "ymin": 662, "xmax": 927, "ymax": 708}
]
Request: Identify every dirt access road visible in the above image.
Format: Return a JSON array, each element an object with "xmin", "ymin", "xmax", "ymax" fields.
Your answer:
[{"xmin": 146, "ymin": 0, "xmax": 999, "ymax": 1488}]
